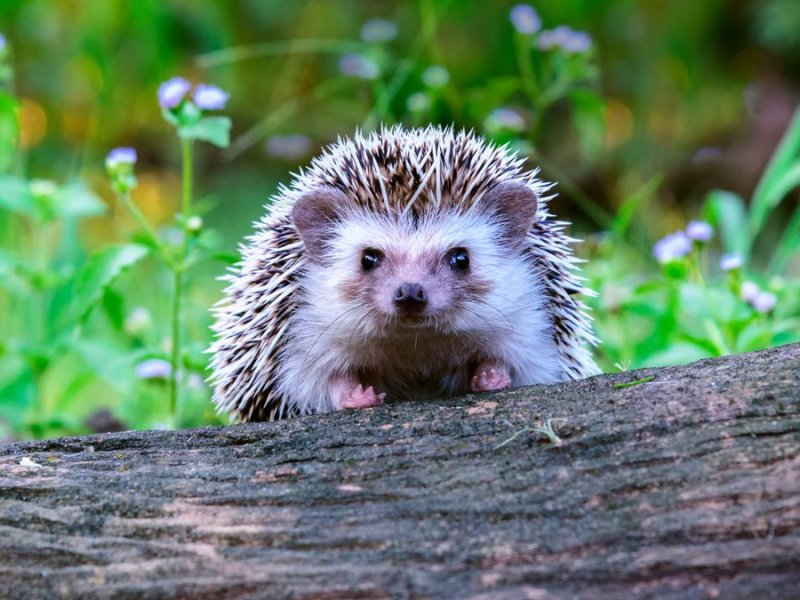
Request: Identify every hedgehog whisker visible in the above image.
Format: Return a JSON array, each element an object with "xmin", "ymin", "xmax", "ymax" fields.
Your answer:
[
  {"xmin": 459, "ymin": 305, "xmax": 498, "ymax": 334},
  {"xmin": 347, "ymin": 309, "xmax": 376, "ymax": 352},
  {"xmin": 469, "ymin": 299, "xmax": 514, "ymax": 331},
  {"xmin": 298, "ymin": 305, "xmax": 364, "ymax": 376}
]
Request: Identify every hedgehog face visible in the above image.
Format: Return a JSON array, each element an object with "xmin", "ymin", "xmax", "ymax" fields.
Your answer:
[
  {"xmin": 329, "ymin": 210, "xmax": 499, "ymax": 329},
  {"xmin": 292, "ymin": 182, "xmax": 541, "ymax": 337},
  {"xmin": 211, "ymin": 126, "xmax": 600, "ymax": 420}
]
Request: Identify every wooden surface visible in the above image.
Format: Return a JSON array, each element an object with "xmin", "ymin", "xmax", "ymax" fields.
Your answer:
[{"xmin": 1, "ymin": 343, "xmax": 799, "ymax": 599}]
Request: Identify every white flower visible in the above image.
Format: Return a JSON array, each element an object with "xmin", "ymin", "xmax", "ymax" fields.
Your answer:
[
  {"xmin": 685, "ymin": 220, "xmax": 713, "ymax": 242},
  {"xmin": 509, "ymin": 5, "xmax": 541, "ymax": 35},
  {"xmin": 406, "ymin": 92, "xmax": 431, "ymax": 113},
  {"xmin": 740, "ymin": 281, "xmax": 760, "ymax": 303},
  {"xmin": 158, "ymin": 77, "xmax": 191, "ymax": 109},
  {"xmin": 124, "ymin": 307, "xmax": 152, "ymax": 335},
  {"xmin": 360, "ymin": 18, "xmax": 398, "ymax": 43},
  {"xmin": 538, "ymin": 26, "xmax": 592, "ymax": 53},
  {"xmin": 265, "ymin": 134, "xmax": 312, "ymax": 160},
  {"xmin": 422, "ymin": 65, "xmax": 449, "ymax": 88},
  {"xmin": 653, "ymin": 231, "xmax": 692, "ymax": 263},
  {"xmin": 105, "ymin": 147, "xmax": 137, "ymax": 170},
  {"xmin": 338, "ymin": 53, "xmax": 380, "ymax": 79},
  {"xmin": 187, "ymin": 216, "xmax": 203, "ymax": 232},
  {"xmin": 192, "ymin": 84, "xmax": 229, "ymax": 111},
  {"xmin": 720, "ymin": 253, "xmax": 744, "ymax": 272},
  {"xmin": 484, "ymin": 107, "xmax": 526, "ymax": 134},
  {"xmin": 135, "ymin": 359, "xmax": 172, "ymax": 380},
  {"xmin": 752, "ymin": 291, "xmax": 777, "ymax": 314}
]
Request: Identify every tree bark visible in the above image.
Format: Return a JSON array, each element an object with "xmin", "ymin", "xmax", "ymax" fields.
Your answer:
[{"xmin": 1, "ymin": 343, "xmax": 799, "ymax": 599}]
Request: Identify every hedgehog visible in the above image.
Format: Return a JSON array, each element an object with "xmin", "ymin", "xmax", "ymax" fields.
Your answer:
[{"xmin": 209, "ymin": 125, "xmax": 599, "ymax": 421}]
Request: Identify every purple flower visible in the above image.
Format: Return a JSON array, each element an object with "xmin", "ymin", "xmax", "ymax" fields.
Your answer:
[
  {"xmin": 193, "ymin": 84, "xmax": 229, "ymax": 110},
  {"xmin": 158, "ymin": 77, "xmax": 191, "ymax": 109},
  {"xmin": 752, "ymin": 291, "xmax": 777, "ymax": 314},
  {"xmin": 338, "ymin": 53, "xmax": 380, "ymax": 79},
  {"xmin": 0, "ymin": 33, "xmax": 7, "ymax": 53},
  {"xmin": 740, "ymin": 281, "xmax": 760, "ymax": 303},
  {"xmin": 685, "ymin": 220, "xmax": 713, "ymax": 242},
  {"xmin": 484, "ymin": 107, "xmax": 526, "ymax": 134},
  {"xmin": 538, "ymin": 26, "xmax": 592, "ymax": 53},
  {"xmin": 720, "ymin": 253, "xmax": 743, "ymax": 272},
  {"xmin": 510, "ymin": 5, "xmax": 542, "ymax": 35},
  {"xmin": 360, "ymin": 18, "xmax": 398, "ymax": 43},
  {"xmin": 105, "ymin": 147, "xmax": 137, "ymax": 169},
  {"xmin": 265, "ymin": 134, "xmax": 312, "ymax": 160},
  {"xmin": 135, "ymin": 358, "xmax": 172, "ymax": 380},
  {"xmin": 653, "ymin": 231, "xmax": 692, "ymax": 263}
]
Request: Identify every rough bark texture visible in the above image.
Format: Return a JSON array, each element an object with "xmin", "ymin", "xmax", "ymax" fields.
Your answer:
[{"xmin": 1, "ymin": 344, "xmax": 799, "ymax": 599}]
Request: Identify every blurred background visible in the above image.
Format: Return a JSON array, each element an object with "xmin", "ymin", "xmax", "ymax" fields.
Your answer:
[{"xmin": 1, "ymin": 0, "xmax": 799, "ymax": 439}]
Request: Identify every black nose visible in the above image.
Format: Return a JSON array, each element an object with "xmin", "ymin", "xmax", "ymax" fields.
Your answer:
[{"xmin": 393, "ymin": 282, "xmax": 428, "ymax": 310}]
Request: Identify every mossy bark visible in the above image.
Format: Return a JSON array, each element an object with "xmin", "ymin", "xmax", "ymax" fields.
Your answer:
[{"xmin": 1, "ymin": 343, "xmax": 798, "ymax": 599}]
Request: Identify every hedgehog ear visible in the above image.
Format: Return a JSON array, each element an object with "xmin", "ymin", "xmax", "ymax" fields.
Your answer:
[
  {"xmin": 292, "ymin": 187, "xmax": 349, "ymax": 264},
  {"xmin": 480, "ymin": 181, "xmax": 538, "ymax": 250}
]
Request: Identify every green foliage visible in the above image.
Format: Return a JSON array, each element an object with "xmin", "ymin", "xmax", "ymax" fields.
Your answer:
[
  {"xmin": 587, "ymin": 114, "xmax": 800, "ymax": 371},
  {"xmin": 0, "ymin": 3, "xmax": 798, "ymax": 441},
  {"xmin": 163, "ymin": 102, "xmax": 232, "ymax": 148},
  {"xmin": 61, "ymin": 244, "xmax": 148, "ymax": 327}
]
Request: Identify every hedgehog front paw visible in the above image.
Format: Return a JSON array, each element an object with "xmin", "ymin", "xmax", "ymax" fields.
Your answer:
[
  {"xmin": 470, "ymin": 360, "xmax": 512, "ymax": 392},
  {"xmin": 332, "ymin": 377, "xmax": 386, "ymax": 410}
]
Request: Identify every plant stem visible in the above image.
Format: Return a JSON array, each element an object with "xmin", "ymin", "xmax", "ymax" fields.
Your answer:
[
  {"xmin": 118, "ymin": 191, "xmax": 171, "ymax": 264},
  {"xmin": 181, "ymin": 138, "xmax": 192, "ymax": 215},
  {"xmin": 169, "ymin": 268, "xmax": 183, "ymax": 422},
  {"xmin": 514, "ymin": 33, "xmax": 540, "ymax": 115},
  {"xmin": 168, "ymin": 137, "xmax": 193, "ymax": 423}
]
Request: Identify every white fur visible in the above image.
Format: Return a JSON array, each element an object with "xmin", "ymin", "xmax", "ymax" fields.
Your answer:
[
  {"xmin": 209, "ymin": 126, "xmax": 599, "ymax": 421},
  {"xmin": 275, "ymin": 209, "xmax": 561, "ymax": 415}
]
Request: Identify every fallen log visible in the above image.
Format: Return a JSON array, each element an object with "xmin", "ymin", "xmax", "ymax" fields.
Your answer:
[{"xmin": 1, "ymin": 343, "xmax": 798, "ymax": 599}]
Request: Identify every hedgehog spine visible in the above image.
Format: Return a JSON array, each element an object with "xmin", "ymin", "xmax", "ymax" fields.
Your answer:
[{"xmin": 210, "ymin": 125, "xmax": 599, "ymax": 421}]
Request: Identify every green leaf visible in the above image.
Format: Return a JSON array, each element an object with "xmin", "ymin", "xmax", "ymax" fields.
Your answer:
[
  {"xmin": 703, "ymin": 189, "xmax": 749, "ymax": 255},
  {"xmin": 641, "ymin": 341, "xmax": 712, "ymax": 368},
  {"xmin": 210, "ymin": 251, "xmax": 240, "ymax": 265},
  {"xmin": 612, "ymin": 175, "xmax": 662, "ymax": 237},
  {"xmin": 59, "ymin": 244, "xmax": 149, "ymax": 329},
  {"xmin": 103, "ymin": 287, "xmax": 126, "ymax": 331},
  {"xmin": 72, "ymin": 339, "xmax": 146, "ymax": 393},
  {"xmin": 0, "ymin": 174, "xmax": 35, "ymax": 215},
  {"xmin": 735, "ymin": 319, "xmax": 773, "ymax": 353},
  {"xmin": 0, "ymin": 355, "xmax": 35, "ymax": 429},
  {"xmin": 0, "ymin": 91, "xmax": 19, "ymax": 171},
  {"xmin": 179, "ymin": 116, "xmax": 231, "ymax": 147},
  {"xmin": 770, "ymin": 204, "xmax": 800, "ymax": 275},
  {"xmin": 750, "ymin": 106, "xmax": 800, "ymax": 237},
  {"xmin": 53, "ymin": 181, "xmax": 107, "ymax": 219},
  {"xmin": 773, "ymin": 319, "xmax": 800, "ymax": 346},
  {"xmin": 569, "ymin": 89, "xmax": 606, "ymax": 160}
]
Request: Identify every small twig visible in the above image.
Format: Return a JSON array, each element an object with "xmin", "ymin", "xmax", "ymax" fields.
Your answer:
[
  {"xmin": 495, "ymin": 417, "xmax": 566, "ymax": 450},
  {"xmin": 613, "ymin": 376, "xmax": 655, "ymax": 389}
]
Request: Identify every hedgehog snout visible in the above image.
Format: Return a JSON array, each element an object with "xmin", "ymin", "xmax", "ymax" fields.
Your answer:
[{"xmin": 393, "ymin": 282, "xmax": 428, "ymax": 312}]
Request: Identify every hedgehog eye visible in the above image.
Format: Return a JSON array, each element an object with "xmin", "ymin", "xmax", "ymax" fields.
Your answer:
[
  {"xmin": 448, "ymin": 247, "xmax": 470, "ymax": 272},
  {"xmin": 361, "ymin": 249, "xmax": 382, "ymax": 272}
]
